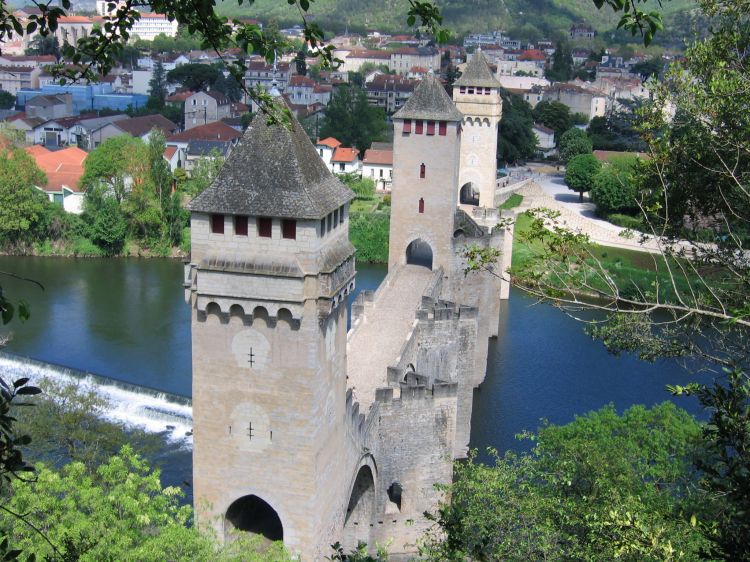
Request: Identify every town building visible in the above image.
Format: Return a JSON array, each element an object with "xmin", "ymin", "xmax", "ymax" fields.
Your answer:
[
  {"xmin": 533, "ymin": 123, "xmax": 556, "ymax": 158},
  {"xmin": 55, "ymin": 16, "xmax": 94, "ymax": 47},
  {"xmin": 25, "ymin": 93, "xmax": 74, "ymax": 120},
  {"xmin": 570, "ymin": 22, "xmax": 596, "ymax": 39},
  {"xmin": 167, "ymin": 121, "xmax": 242, "ymax": 171},
  {"xmin": 542, "ymin": 83, "xmax": 607, "ymax": 120},
  {"xmin": 389, "ymin": 47, "xmax": 440, "ymax": 75},
  {"xmin": 0, "ymin": 64, "xmax": 41, "ymax": 95},
  {"xmin": 365, "ymin": 74, "xmax": 417, "ymax": 115},
  {"xmin": 286, "ymin": 75, "xmax": 333, "ymax": 107},
  {"xmin": 130, "ymin": 12, "xmax": 179, "ymax": 40},
  {"xmin": 184, "ymin": 90, "xmax": 232, "ymax": 130},
  {"xmin": 362, "ymin": 146, "xmax": 393, "ymax": 191},
  {"xmin": 244, "ymin": 59, "xmax": 291, "ymax": 96},
  {"xmin": 316, "ymin": 137, "xmax": 341, "ymax": 169}
]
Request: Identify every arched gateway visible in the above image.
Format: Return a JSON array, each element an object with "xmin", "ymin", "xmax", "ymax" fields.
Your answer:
[
  {"xmin": 225, "ymin": 495, "xmax": 283, "ymax": 542},
  {"xmin": 459, "ymin": 182, "xmax": 480, "ymax": 206},
  {"xmin": 406, "ymin": 239, "xmax": 433, "ymax": 269}
]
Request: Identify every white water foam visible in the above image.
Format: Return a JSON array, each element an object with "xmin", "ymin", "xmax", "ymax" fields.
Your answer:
[{"xmin": 0, "ymin": 353, "xmax": 194, "ymax": 446}]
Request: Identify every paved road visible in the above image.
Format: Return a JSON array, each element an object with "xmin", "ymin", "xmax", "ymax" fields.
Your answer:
[{"xmin": 346, "ymin": 264, "xmax": 434, "ymax": 412}]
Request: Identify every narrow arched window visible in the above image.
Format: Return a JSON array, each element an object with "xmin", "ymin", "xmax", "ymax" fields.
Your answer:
[
  {"xmin": 419, "ymin": 163, "xmax": 425, "ymax": 178},
  {"xmin": 418, "ymin": 198, "xmax": 424, "ymax": 214}
]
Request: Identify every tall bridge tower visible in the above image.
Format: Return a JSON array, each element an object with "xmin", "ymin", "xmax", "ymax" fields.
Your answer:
[
  {"xmin": 453, "ymin": 50, "xmax": 503, "ymax": 208},
  {"xmin": 186, "ymin": 111, "xmax": 356, "ymax": 558},
  {"xmin": 388, "ymin": 73, "xmax": 464, "ymax": 272}
]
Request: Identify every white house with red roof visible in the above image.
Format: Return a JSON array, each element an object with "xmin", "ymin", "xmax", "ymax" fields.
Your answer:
[
  {"xmin": 362, "ymin": 146, "xmax": 393, "ymax": 191},
  {"xmin": 315, "ymin": 137, "xmax": 341, "ymax": 169},
  {"xmin": 25, "ymin": 145, "xmax": 87, "ymax": 213},
  {"xmin": 330, "ymin": 146, "xmax": 360, "ymax": 174}
]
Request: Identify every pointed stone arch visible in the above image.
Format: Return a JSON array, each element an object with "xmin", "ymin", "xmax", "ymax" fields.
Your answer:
[{"xmin": 225, "ymin": 494, "xmax": 284, "ymax": 543}]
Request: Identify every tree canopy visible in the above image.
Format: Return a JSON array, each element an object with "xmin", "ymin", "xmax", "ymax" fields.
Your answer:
[
  {"xmin": 533, "ymin": 101, "xmax": 572, "ymax": 142},
  {"xmin": 319, "ymin": 85, "xmax": 386, "ymax": 152},
  {"xmin": 497, "ymin": 90, "xmax": 536, "ymax": 165},
  {"xmin": 565, "ymin": 153, "xmax": 601, "ymax": 201},
  {"xmin": 558, "ymin": 127, "xmax": 592, "ymax": 163},
  {"xmin": 0, "ymin": 147, "xmax": 48, "ymax": 245}
]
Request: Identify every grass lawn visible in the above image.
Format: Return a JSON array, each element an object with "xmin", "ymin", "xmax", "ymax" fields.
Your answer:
[
  {"xmin": 350, "ymin": 198, "xmax": 379, "ymax": 213},
  {"xmin": 499, "ymin": 193, "xmax": 524, "ymax": 210},
  {"xmin": 511, "ymin": 213, "xmax": 723, "ymax": 302}
]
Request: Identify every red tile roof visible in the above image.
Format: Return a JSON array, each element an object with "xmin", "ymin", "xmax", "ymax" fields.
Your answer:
[
  {"xmin": 317, "ymin": 137, "xmax": 341, "ymax": 149},
  {"xmin": 363, "ymin": 148, "xmax": 392, "ymax": 166},
  {"xmin": 520, "ymin": 49, "xmax": 546, "ymax": 61},
  {"xmin": 26, "ymin": 145, "xmax": 87, "ymax": 192},
  {"xmin": 163, "ymin": 146, "xmax": 177, "ymax": 160},
  {"xmin": 166, "ymin": 121, "xmax": 241, "ymax": 142},
  {"xmin": 332, "ymin": 147, "xmax": 358, "ymax": 163},
  {"xmin": 58, "ymin": 15, "xmax": 92, "ymax": 23}
]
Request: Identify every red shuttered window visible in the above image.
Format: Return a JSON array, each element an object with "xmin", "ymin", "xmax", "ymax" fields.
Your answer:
[
  {"xmin": 418, "ymin": 198, "xmax": 424, "ymax": 213},
  {"xmin": 403, "ymin": 120, "xmax": 412, "ymax": 133},
  {"xmin": 419, "ymin": 163, "xmax": 425, "ymax": 178},
  {"xmin": 257, "ymin": 217, "xmax": 272, "ymax": 238},
  {"xmin": 415, "ymin": 120, "xmax": 423, "ymax": 134},
  {"xmin": 426, "ymin": 121, "xmax": 435, "ymax": 135},
  {"xmin": 438, "ymin": 121, "xmax": 447, "ymax": 136},
  {"xmin": 282, "ymin": 219, "xmax": 296, "ymax": 240},
  {"xmin": 234, "ymin": 215, "xmax": 248, "ymax": 236},
  {"xmin": 210, "ymin": 214, "xmax": 224, "ymax": 234}
]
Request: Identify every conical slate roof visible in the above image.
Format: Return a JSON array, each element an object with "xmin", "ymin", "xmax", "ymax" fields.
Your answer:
[
  {"xmin": 393, "ymin": 73, "xmax": 463, "ymax": 122},
  {"xmin": 189, "ymin": 110, "xmax": 354, "ymax": 219},
  {"xmin": 454, "ymin": 51, "xmax": 501, "ymax": 88}
]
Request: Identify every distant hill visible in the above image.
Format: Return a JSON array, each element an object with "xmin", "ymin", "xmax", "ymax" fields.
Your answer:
[{"xmin": 218, "ymin": 0, "xmax": 696, "ymax": 42}]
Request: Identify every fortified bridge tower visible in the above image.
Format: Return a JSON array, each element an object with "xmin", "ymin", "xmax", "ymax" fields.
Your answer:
[
  {"xmin": 452, "ymin": 49, "xmax": 503, "ymax": 208},
  {"xmin": 185, "ymin": 110, "xmax": 356, "ymax": 556}
]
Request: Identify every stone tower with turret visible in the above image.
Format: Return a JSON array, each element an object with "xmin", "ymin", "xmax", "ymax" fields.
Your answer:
[
  {"xmin": 186, "ymin": 110, "xmax": 356, "ymax": 559},
  {"xmin": 453, "ymin": 50, "xmax": 502, "ymax": 208},
  {"xmin": 388, "ymin": 73, "xmax": 464, "ymax": 272}
]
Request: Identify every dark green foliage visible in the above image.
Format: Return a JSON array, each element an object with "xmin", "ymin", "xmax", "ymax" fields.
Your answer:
[
  {"xmin": 558, "ymin": 127, "xmax": 592, "ymax": 163},
  {"xmin": 499, "ymin": 193, "xmax": 523, "ymax": 210},
  {"xmin": 319, "ymin": 85, "xmax": 386, "ymax": 151},
  {"xmin": 497, "ymin": 90, "xmax": 536, "ymax": 165},
  {"xmin": 422, "ymin": 403, "xmax": 709, "ymax": 561},
  {"xmin": 24, "ymin": 35, "xmax": 59, "ymax": 58},
  {"xmin": 166, "ymin": 63, "xmax": 219, "ymax": 92},
  {"xmin": 586, "ymin": 100, "xmax": 646, "ymax": 152},
  {"xmin": 0, "ymin": 91, "xmax": 13, "ymax": 110},
  {"xmin": 146, "ymin": 60, "xmax": 167, "ymax": 111},
  {"xmin": 532, "ymin": 101, "xmax": 572, "ymax": 141},
  {"xmin": 591, "ymin": 157, "xmax": 638, "ymax": 215},
  {"xmin": 605, "ymin": 212, "xmax": 644, "ymax": 230},
  {"xmin": 349, "ymin": 213, "xmax": 389, "ymax": 263},
  {"xmin": 91, "ymin": 198, "xmax": 127, "ymax": 256},
  {"xmin": 339, "ymin": 174, "xmax": 375, "ymax": 200},
  {"xmin": 631, "ymin": 57, "xmax": 664, "ymax": 79},
  {"xmin": 565, "ymin": 153, "xmax": 601, "ymax": 201},
  {"xmin": 0, "ymin": 148, "xmax": 49, "ymax": 247},
  {"xmin": 212, "ymin": 68, "xmax": 243, "ymax": 102},
  {"xmin": 546, "ymin": 40, "xmax": 573, "ymax": 81}
]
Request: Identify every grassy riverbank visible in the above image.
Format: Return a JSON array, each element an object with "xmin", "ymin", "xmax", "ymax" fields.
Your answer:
[{"xmin": 510, "ymin": 212, "xmax": 722, "ymax": 301}]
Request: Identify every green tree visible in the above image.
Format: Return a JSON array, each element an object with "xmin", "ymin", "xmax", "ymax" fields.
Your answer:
[
  {"xmin": 564, "ymin": 153, "xmax": 601, "ymax": 201},
  {"xmin": 421, "ymin": 404, "xmax": 709, "ymax": 562},
  {"xmin": 590, "ymin": 156, "xmax": 639, "ymax": 215},
  {"xmin": 558, "ymin": 127, "xmax": 592, "ymax": 163},
  {"xmin": 91, "ymin": 197, "xmax": 127, "ymax": 255},
  {"xmin": 631, "ymin": 57, "xmax": 664, "ymax": 79},
  {"xmin": 497, "ymin": 90, "xmax": 536, "ymax": 165},
  {"xmin": 0, "ymin": 90, "xmax": 13, "ymax": 110},
  {"xmin": 532, "ymin": 100, "xmax": 572, "ymax": 142},
  {"xmin": 81, "ymin": 135, "xmax": 148, "ymax": 203},
  {"xmin": 24, "ymin": 35, "xmax": 59, "ymax": 58},
  {"xmin": 0, "ymin": 446, "xmax": 291, "ymax": 561},
  {"xmin": 546, "ymin": 40, "xmax": 573, "ymax": 81},
  {"xmin": 0, "ymin": 147, "xmax": 48, "ymax": 246},
  {"xmin": 147, "ymin": 60, "xmax": 167, "ymax": 111},
  {"xmin": 183, "ymin": 151, "xmax": 224, "ymax": 198},
  {"xmin": 166, "ymin": 63, "xmax": 219, "ymax": 92},
  {"xmin": 212, "ymin": 67, "xmax": 243, "ymax": 102},
  {"xmin": 319, "ymin": 85, "xmax": 386, "ymax": 151}
]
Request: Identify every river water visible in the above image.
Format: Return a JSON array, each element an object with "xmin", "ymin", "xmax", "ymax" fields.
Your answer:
[{"xmin": 0, "ymin": 256, "xmax": 702, "ymax": 481}]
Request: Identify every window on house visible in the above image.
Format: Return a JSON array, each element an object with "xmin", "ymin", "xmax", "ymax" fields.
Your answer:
[
  {"xmin": 379, "ymin": 168, "xmax": 383, "ymax": 178},
  {"xmin": 419, "ymin": 163, "xmax": 425, "ymax": 178},
  {"xmin": 370, "ymin": 169, "xmax": 374, "ymax": 177},
  {"xmin": 340, "ymin": 205, "xmax": 346, "ymax": 224},
  {"xmin": 192, "ymin": 99, "xmax": 196, "ymax": 105},
  {"xmin": 439, "ymin": 121, "xmax": 447, "ymax": 136},
  {"xmin": 418, "ymin": 198, "xmax": 424, "ymax": 213},
  {"xmin": 234, "ymin": 215, "xmax": 248, "ymax": 236},
  {"xmin": 339, "ymin": 163, "xmax": 345, "ymax": 171},
  {"xmin": 257, "ymin": 217, "xmax": 272, "ymax": 238},
  {"xmin": 320, "ymin": 218, "xmax": 326, "ymax": 236},
  {"xmin": 210, "ymin": 214, "xmax": 224, "ymax": 234},
  {"xmin": 415, "ymin": 120, "xmax": 423, "ymax": 134},
  {"xmin": 485, "ymin": 87, "xmax": 491, "ymax": 95},
  {"xmin": 319, "ymin": 148, "xmax": 323, "ymax": 156},
  {"xmin": 460, "ymin": 86, "xmax": 466, "ymax": 93},
  {"xmin": 333, "ymin": 208, "xmax": 339, "ymax": 225},
  {"xmin": 326, "ymin": 213, "xmax": 332, "ymax": 234},
  {"xmin": 403, "ymin": 119, "xmax": 411, "ymax": 133},
  {"xmin": 426, "ymin": 121, "xmax": 435, "ymax": 135},
  {"xmin": 282, "ymin": 219, "xmax": 296, "ymax": 239}
]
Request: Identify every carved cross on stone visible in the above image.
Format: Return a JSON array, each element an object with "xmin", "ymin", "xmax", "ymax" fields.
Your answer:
[
  {"xmin": 247, "ymin": 422, "xmax": 254, "ymax": 440},
  {"xmin": 248, "ymin": 347, "xmax": 255, "ymax": 367}
]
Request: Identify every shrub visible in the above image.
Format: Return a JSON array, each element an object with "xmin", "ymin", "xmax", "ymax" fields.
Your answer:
[
  {"xmin": 606, "ymin": 213, "xmax": 644, "ymax": 231},
  {"xmin": 71, "ymin": 237, "xmax": 104, "ymax": 257},
  {"xmin": 349, "ymin": 212, "xmax": 389, "ymax": 263},
  {"xmin": 590, "ymin": 160, "xmax": 638, "ymax": 215}
]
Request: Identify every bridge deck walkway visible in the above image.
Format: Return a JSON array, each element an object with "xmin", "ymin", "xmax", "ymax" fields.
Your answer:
[{"xmin": 347, "ymin": 264, "xmax": 434, "ymax": 413}]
